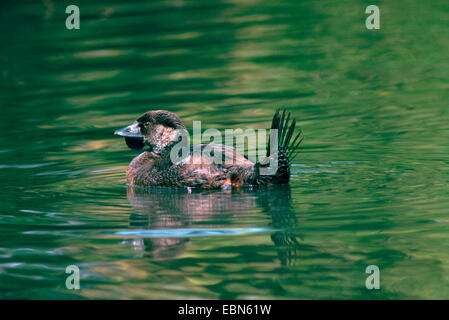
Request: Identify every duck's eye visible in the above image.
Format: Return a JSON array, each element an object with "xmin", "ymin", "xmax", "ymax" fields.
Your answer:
[{"xmin": 144, "ymin": 122, "xmax": 150, "ymax": 127}]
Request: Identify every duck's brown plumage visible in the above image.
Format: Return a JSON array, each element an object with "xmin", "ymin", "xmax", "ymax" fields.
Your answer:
[{"xmin": 115, "ymin": 109, "xmax": 303, "ymax": 189}]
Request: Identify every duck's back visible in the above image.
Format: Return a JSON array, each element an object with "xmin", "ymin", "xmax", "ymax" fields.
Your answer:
[{"xmin": 127, "ymin": 144, "xmax": 255, "ymax": 189}]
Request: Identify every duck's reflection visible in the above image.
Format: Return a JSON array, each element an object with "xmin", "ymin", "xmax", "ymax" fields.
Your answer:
[{"xmin": 126, "ymin": 185, "xmax": 300, "ymax": 265}]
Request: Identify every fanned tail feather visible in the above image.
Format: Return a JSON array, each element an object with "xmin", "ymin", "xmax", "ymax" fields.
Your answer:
[
  {"xmin": 256, "ymin": 108, "xmax": 303, "ymax": 185},
  {"xmin": 268, "ymin": 108, "xmax": 303, "ymax": 163}
]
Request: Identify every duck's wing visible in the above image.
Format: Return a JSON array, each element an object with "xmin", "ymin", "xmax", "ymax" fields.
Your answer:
[
  {"xmin": 209, "ymin": 144, "xmax": 254, "ymax": 167},
  {"xmin": 176, "ymin": 143, "xmax": 254, "ymax": 167}
]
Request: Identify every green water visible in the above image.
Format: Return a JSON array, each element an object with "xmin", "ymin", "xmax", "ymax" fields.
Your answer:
[{"xmin": 1, "ymin": 0, "xmax": 449, "ymax": 299}]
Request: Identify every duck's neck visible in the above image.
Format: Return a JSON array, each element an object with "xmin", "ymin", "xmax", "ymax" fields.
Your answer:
[{"xmin": 151, "ymin": 128, "xmax": 190, "ymax": 167}]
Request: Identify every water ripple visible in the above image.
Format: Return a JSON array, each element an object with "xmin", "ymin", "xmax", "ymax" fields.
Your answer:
[{"xmin": 114, "ymin": 228, "xmax": 276, "ymax": 238}]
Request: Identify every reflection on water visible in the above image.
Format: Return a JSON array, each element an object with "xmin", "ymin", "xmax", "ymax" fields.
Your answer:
[{"xmin": 125, "ymin": 186, "xmax": 300, "ymax": 265}]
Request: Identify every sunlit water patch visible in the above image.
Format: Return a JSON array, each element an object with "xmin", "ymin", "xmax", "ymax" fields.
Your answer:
[{"xmin": 114, "ymin": 228, "xmax": 276, "ymax": 238}]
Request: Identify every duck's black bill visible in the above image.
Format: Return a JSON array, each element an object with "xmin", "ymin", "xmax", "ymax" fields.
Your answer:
[
  {"xmin": 114, "ymin": 122, "xmax": 142, "ymax": 139},
  {"xmin": 114, "ymin": 122, "xmax": 145, "ymax": 150}
]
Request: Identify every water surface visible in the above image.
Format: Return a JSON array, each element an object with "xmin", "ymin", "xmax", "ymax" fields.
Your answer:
[{"xmin": 1, "ymin": 0, "xmax": 449, "ymax": 299}]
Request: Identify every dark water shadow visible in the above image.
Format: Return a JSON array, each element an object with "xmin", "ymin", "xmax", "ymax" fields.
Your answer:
[{"xmin": 125, "ymin": 185, "xmax": 300, "ymax": 265}]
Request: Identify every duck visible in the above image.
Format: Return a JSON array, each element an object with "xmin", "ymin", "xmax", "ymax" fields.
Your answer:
[{"xmin": 114, "ymin": 109, "xmax": 303, "ymax": 189}]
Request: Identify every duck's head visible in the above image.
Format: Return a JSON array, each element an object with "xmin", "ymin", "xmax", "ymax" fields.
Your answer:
[{"xmin": 115, "ymin": 110, "xmax": 187, "ymax": 154}]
